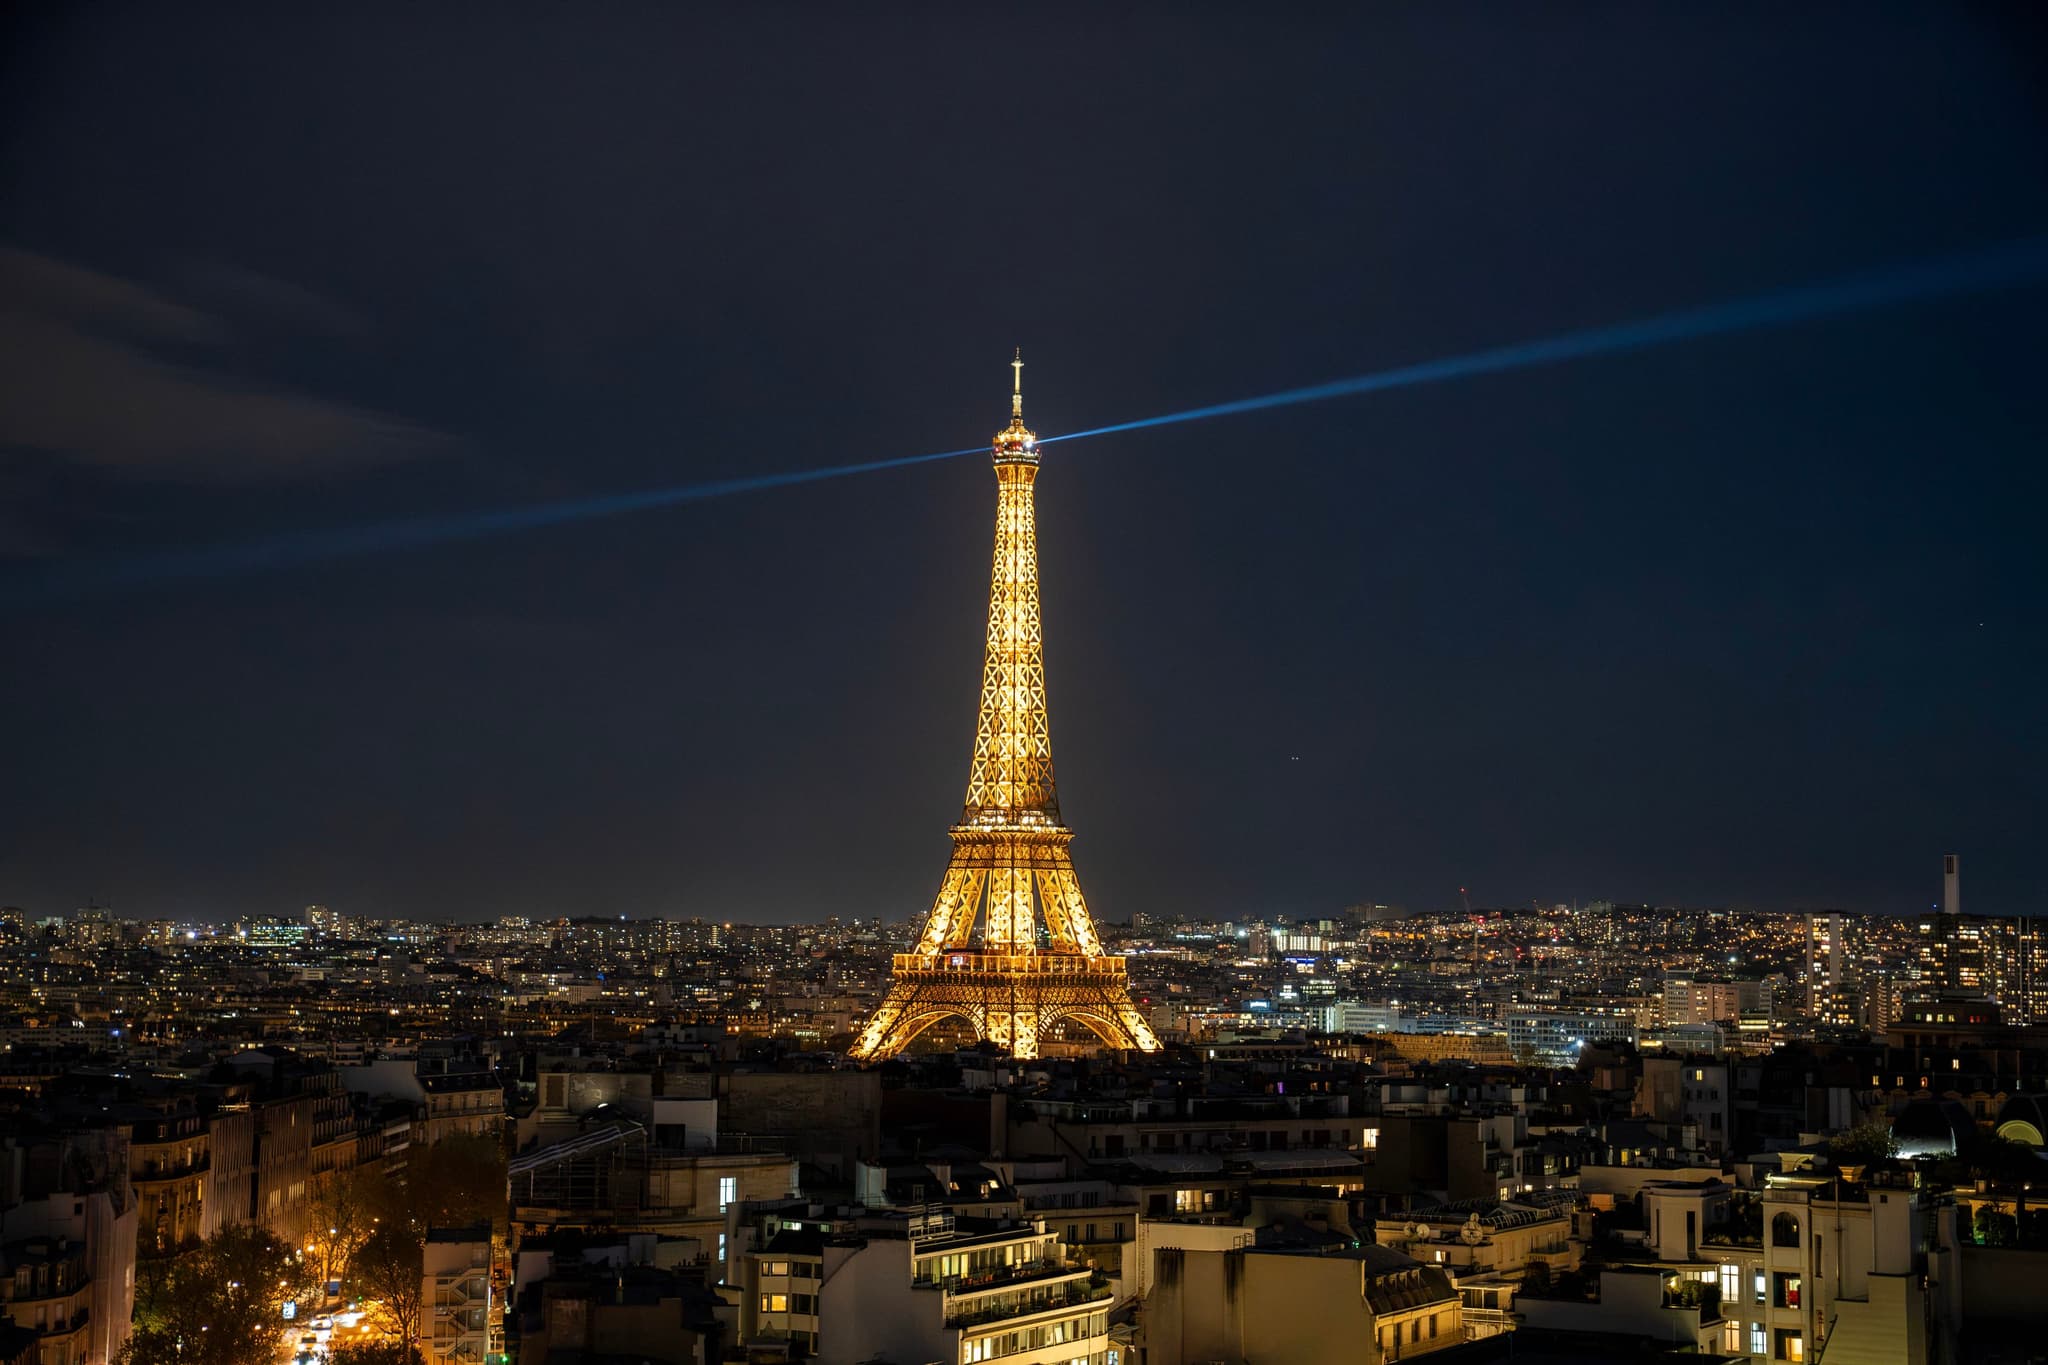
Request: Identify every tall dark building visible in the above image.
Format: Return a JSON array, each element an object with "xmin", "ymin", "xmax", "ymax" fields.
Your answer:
[{"xmin": 1913, "ymin": 857, "xmax": 2048, "ymax": 1024}]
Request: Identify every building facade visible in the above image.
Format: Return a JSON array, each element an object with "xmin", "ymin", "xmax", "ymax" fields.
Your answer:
[
  {"xmin": 797, "ymin": 1211, "xmax": 1110, "ymax": 1365},
  {"xmin": 421, "ymin": 1226, "xmax": 493, "ymax": 1365}
]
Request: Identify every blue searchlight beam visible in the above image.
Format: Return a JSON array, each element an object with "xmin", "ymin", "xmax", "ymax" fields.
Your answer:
[
  {"xmin": 1039, "ymin": 234, "xmax": 2048, "ymax": 445},
  {"xmin": 7, "ymin": 234, "xmax": 2048, "ymax": 609},
  {"xmin": 2, "ymin": 444, "xmax": 987, "ymax": 607}
]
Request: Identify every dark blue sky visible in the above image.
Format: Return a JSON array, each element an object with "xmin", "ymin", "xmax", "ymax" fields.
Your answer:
[{"xmin": 3, "ymin": 6, "xmax": 2044, "ymax": 923}]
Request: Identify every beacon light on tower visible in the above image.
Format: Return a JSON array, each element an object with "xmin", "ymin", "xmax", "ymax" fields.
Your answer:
[{"xmin": 849, "ymin": 353, "xmax": 1159, "ymax": 1062}]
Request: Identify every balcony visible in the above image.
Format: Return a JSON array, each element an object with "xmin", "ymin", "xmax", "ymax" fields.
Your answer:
[
  {"xmin": 1515, "ymin": 1271, "xmax": 1722, "ymax": 1347},
  {"xmin": 431, "ymin": 1307, "xmax": 488, "ymax": 1333},
  {"xmin": 943, "ymin": 1275, "xmax": 1112, "ymax": 1330},
  {"xmin": 434, "ymin": 1274, "xmax": 489, "ymax": 1305},
  {"xmin": 916, "ymin": 1260, "xmax": 1086, "ymax": 1298},
  {"xmin": 135, "ymin": 1156, "xmax": 211, "ymax": 1182},
  {"xmin": 648, "ymin": 1137, "xmax": 788, "ymax": 1157},
  {"xmin": 7, "ymin": 1272, "xmax": 91, "ymax": 1309},
  {"xmin": 40, "ymin": 1308, "xmax": 91, "ymax": 1340},
  {"xmin": 1661, "ymin": 1285, "xmax": 1722, "ymax": 1321},
  {"xmin": 1149, "ymin": 1207, "xmax": 1246, "ymax": 1227}
]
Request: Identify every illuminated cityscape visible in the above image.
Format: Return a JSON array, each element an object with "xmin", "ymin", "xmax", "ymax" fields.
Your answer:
[
  {"xmin": 6, "ymin": 7, "xmax": 2046, "ymax": 1365},
  {"xmin": 8, "ymin": 446, "xmax": 2048, "ymax": 1365},
  {"xmin": 7, "ymin": 853, "xmax": 2048, "ymax": 1363}
]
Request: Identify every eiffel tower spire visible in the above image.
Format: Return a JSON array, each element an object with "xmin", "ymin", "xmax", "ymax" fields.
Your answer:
[
  {"xmin": 965, "ymin": 345, "xmax": 1056, "ymax": 828},
  {"xmin": 850, "ymin": 355, "xmax": 1161, "ymax": 1062}
]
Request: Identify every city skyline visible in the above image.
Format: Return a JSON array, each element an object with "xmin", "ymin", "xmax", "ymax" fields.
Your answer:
[
  {"xmin": 5, "ymin": 7, "xmax": 2045, "ymax": 924},
  {"xmin": 9, "ymin": 10, "xmax": 2048, "ymax": 1365}
]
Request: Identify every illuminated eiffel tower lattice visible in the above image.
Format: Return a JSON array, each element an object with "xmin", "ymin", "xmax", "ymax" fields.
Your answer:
[{"xmin": 850, "ymin": 354, "xmax": 1162, "ymax": 1062}]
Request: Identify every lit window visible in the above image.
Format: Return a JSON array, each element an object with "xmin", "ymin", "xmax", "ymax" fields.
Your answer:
[
  {"xmin": 759, "ymin": 1293, "xmax": 788, "ymax": 1313},
  {"xmin": 719, "ymin": 1176, "xmax": 737, "ymax": 1211}
]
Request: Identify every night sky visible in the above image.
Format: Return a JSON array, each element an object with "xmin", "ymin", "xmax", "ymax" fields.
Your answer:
[{"xmin": 4, "ymin": 7, "xmax": 2045, "ymax": 924}]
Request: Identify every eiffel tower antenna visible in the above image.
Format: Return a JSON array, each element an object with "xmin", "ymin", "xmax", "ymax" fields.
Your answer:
[{"xmin": 850, "ymin": 354, "xmax": 1161, "ymax": 1062}]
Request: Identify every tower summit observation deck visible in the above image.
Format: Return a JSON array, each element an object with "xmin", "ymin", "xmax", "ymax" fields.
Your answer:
[{"xmin": 850, "ymin": 354, "xmax": 1162, "ymax": 1062}]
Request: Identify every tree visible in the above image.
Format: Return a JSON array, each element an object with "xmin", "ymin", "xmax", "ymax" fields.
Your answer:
[
  {"xmin": 328, "ymin": 1343, "xmax": 424, "ymax": 1365},
  {"xmin": 407, "ymin": 1134, "xmax": 507, "ymax": 1237},
  {"xmin": 1925, "ymin": 1132, "xmax": 2045, "ymax": 1195},
  {"xmin": 120, "ymin": 1225, "xmax": 319, "ymax": 1365},
  {"xmin": 1974, "ymin": 1204, "xmax": 2018, "ymax": 1247},
  {"xmin": 132, "ymin": 1250, "xmax": 179, "ymax": 1332},
  {"xmin": 1669, "ymin": 1280, "xmax": 1721, "ymax": 1314},
  {"xmin": 352, "ymin": 1223, "xmax": 425, "ymax": 1350},
  {"xmin": 305, "ymin": 1165, "xmax": 398, "ymax": 1297},
  {"xmin": 1961, "ymin": 1133, "xmax": 2043, "ymax": 1187},
  {"xmin": 1826, "ymin": 1121, "xmax": 1896, "ymax": 1167}
]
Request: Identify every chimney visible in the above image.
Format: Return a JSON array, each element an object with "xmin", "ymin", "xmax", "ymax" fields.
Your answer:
[{"xmin": 1943, "ymin": 854, "xmax": 1960, "ymax": 916}]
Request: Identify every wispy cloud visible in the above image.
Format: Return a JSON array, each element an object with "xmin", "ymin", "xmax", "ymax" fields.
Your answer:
[
  {"xmin": 0, "ymin": 247, "xmax": 443, "ymax": 484},
  {"xmin": 174, "ymin": 259, "xmax": 374, "ymax": 339}
]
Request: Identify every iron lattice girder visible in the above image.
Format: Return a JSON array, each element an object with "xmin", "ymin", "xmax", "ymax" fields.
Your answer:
[
  {"xmin": 886, "ymin": 952, "xmax": 1137, "ymax": 979},
  {"xmin": 915, "ymin": 827, "xmax": 1105, "ymax": 958},
  {"xmin": 853, "ymin": 955, "xmax": 1159, "ymax": 1061},
  {"xmin": 852, "ymin": 367, "xmax": 1159, "ymax": 1062},
  {"xmin": 962, "ymin": 464, "xmax": 1057, "ymax": 823}
]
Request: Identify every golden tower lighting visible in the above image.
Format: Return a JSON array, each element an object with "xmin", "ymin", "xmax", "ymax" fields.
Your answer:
[{"xmin": 850, "ymin": 353, "xmax": 1162, "ymax": 1062}]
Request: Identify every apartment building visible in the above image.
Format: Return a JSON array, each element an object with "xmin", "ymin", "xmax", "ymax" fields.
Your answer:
[
  {"xmin": 421, "ymin": 1226, "xmax": 493, "ymax": 1365},
  {"xmin": 1621, "ymin": 1171, "xmax": 1959, "ymax": 1362},
  {"xmin": 123, "ymin": 1101, "xmax": 208, "ymax": 1257},
  {"xmin": 799, "ymin": 1210, "xmax": 1111, "ymax": 1365},
  {"xmin": 1145, "ymin": 1239, "xmax": 1462, "ymax": 1365},
  {"xmin": 1006, "ymin": 1093, "xmax": 1368, "ymax": 1164},
  {"xmin": 735, "ymin": 1223, "xmax": 826, "ymax": 1357},
  {"xmin": 0, "ymin": 1127, "xmax": 137, "ymax": 1365},
  {"xmin": 510, "ymin": 1109, "xmax": 797, "ymax": 1266},
  {"xmin": 1371, "ymin": 1193, "xmax": 1583, "ymax": 1284},
  {"xmin": 1638, "ymin": 1057, "xmax": 1733, "ymax": 1155}
]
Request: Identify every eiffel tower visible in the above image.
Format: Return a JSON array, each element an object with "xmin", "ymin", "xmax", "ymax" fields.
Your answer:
[{"xmin": 849, "ymin": 354, "xmax": 1162, "ymax": 1062}]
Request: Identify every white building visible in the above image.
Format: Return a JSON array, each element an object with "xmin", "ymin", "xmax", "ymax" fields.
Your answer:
[
  {"xmin": 0, "ymin": 1129, "xmax": 139, "ymax": 1365},
  {"xmin": 1615, "ymin": 1171, "xmax": 1959, "ymax": 1362},
  {"xmin": 421, "ymin": 1226, "xmax": 493, "ymax": 1365},
  {"xmin": 801, "ymin": 1210, "xmax": 1111, "ymax": 1365},
  {"xmin": 1506, "ymin": 1013, "xmax": 1637, "ymax": 1065}
]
